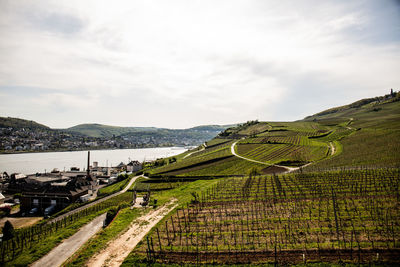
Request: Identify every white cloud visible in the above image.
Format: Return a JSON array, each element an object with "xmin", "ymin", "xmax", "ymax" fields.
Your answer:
[{"xmin": 0, "ymin": 0, "xmax": 399, "ymax": 128}]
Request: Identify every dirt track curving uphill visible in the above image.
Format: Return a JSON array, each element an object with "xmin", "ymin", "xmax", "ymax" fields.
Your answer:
[{"xmin": 86, "ymin": 199, "xmax": 178, "ymax": 267}]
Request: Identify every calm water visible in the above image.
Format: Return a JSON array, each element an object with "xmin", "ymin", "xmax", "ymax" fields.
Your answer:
[{"xmin": 0, "ymin": 147, "xmax": 187, "ymax": 174}]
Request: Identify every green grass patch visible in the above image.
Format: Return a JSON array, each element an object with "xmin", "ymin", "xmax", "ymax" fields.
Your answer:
[
  {"xmin": 64, "ymin": 207, "xmax": 143, "ymax": 266},
  {"xmin": 97, "ymin": 176, "xmax": 131, "ymax": 197}
]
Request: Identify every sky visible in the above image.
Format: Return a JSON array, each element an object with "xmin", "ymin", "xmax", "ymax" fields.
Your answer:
[{"xmin": 0, "ymin": 0, "xmax": 399, "ymax": 129}]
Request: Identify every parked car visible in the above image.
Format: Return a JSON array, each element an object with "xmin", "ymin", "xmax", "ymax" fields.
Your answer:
[
  {"xmin": 44, "ymin": 205, "xmax": 56, "ymax": 217},
  {"xmin": 28, "ymin": 207, "xmax": 38, "ymax": 216}
]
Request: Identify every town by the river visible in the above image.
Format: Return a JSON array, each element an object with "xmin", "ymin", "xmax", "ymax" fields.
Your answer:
[{"xmin": 0, "ymin": 147, "xmax": 188, "ymax": 174}]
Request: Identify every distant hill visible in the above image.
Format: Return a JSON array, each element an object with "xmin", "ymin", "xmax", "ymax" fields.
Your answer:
[
  {"xmin": 0, "ymin": 117, "xmax": 50, "ymax": 130},
  {"xmin": 64, "ymin": 123, "xmax": 157, "ymax": 138},
  {"xmin": 64, "ymin": 123, "xmax": 229, "ymax": 139},
  {"xmin": 0, "ymin": 117, "xmax": 232, "ymax": 152}
]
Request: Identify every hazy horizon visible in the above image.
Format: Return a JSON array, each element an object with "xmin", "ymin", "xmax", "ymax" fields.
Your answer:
[{"xmin": 1, "ymin": 0, "xmax": 399, "ymax": 129}]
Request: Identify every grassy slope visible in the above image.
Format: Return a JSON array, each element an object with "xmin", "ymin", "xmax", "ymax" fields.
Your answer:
[
  {"xmin": 65, "ymin": 124, "xmax": 228, "ymax": 138},
  {"xmin": 121, "ymin": 178, "xmax": 222, "ymax": 266},
  {"xmin": 64, "ymin": 207, "xmax": 143, "ymax": 266},
  {"xmin": 303, "ymin": 97, "xmax": 400, "ymax": 169},
  {"xmin": 66, "ymin": 178, "xmax": 220, "ymax": 266},
  {"xmin": 147, "ymin": 95, "xmax": 399, "ymax": 177},
  {"xmin": 0, "ymin": 117, "xmax": 50, "ymax": 130},
  {"xmin": 149, "ymin": 121, "xmax": 333, "ymax": 176},
  {"xmin": 97, "ymin": 177, "xmax": 131, "ymax": 197},
  {"xmin": 65, "ymin": 124, "xmax": 155, "ymax": 138}
]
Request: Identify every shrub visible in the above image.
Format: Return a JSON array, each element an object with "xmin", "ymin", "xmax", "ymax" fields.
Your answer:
[{"xmin": 2, "ymin": 220, "xmax": 15, "ymax": 241}]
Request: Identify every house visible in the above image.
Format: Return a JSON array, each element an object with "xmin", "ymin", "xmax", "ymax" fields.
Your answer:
[
  {"xmin": 127, "ymin": 160, "xmax": 142, "ymax": 172},
  {"xmin": 15, "ymin": 175, "xmax": 96, "ymax": 212}
]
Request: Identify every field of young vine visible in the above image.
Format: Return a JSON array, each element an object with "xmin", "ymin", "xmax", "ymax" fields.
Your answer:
[
  {"xmin": 152, "ymin": 146, "xmax": 232, "ymax": 175},
  {"xmin": 236, "ymin": 142, "xmax": 328, "ymax": 164},
  {"xmin": 138, "ymin": 169, "xmax": 400, "ymax": 265}
]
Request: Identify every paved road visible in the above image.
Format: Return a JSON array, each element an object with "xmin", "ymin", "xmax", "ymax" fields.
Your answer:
[
  {"xmin": 329, "ymin": 142, "xmax": 336, "ymax": 156},
  {"xmin": 31, "ymin": 213, "xmax": 107, "ymax": 267},
  {"xmin": 182, "ymin": 143, "xmax": 206, "ymax": 159},
  {"xmin": 48, "ymin": 175, "xmax": 142, "ymax": 224}
]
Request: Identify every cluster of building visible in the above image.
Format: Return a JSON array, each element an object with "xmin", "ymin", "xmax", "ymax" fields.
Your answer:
[
  {"xmin": 0, "ymin": 126, "xmax": 220, "ymax": 153},
  {"xmin": 121, "ymin": 134, "xmax": 206, "ymax": 147},
  {"xmin": 0, "ymin": 127, "xmax": 140, "ymax": 152},
  {"xmin": 0, "ymin": 152, "xmax": 142, "ymax": 216}
]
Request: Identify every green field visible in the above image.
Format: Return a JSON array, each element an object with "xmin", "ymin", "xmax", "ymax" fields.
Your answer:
[
  {"xmin": 148, "ymin": 95, "xmax": 400, "ymax": 178},
  {"xmin": 129, "ymin": 169, "xmax": 400, "ymax": 265},
  {"xmin": 122, "ymin": 94, "xmax": 400, "ymax": 265},
  {"xmin": 149, "ymin": 122, "xmax": 336, "ymax": 176}
]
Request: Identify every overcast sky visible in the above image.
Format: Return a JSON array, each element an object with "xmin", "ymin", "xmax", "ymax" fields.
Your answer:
[{"xmin": 0, "ymin": 0, "xmax": 399, "ymax": 129}]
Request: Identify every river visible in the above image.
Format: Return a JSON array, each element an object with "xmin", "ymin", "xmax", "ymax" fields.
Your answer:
[{"xmin": 0, "ymin": 147, "xmax": 188, "ymax": 174}]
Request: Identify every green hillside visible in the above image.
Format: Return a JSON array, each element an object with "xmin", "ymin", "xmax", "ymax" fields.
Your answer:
[
  {"xmin": 147, "ymin": 93, "xmax": 400, "ymax": 177},
  {"xmin": 0, "ymin": 117, "xmax": 50, "ymax": 130},
  {"xmin": 65, "ymin": 123, "xmax": 229, "ymax": 138},
  {"xmin": 64, "ymin": 123, "xmax": 155, "ymax": 138},
  {"xmin": 129, "ymin": 92, "xmax": 400, "ymax": 266},
  {"xmin": 302, "ymin": 92, "xmax": 400, "ymax": 169}
]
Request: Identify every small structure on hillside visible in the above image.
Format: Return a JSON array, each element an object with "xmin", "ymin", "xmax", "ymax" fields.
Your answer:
[{"xmin": 127, "ymin": 160, "xmax": 142, "ymax": 172}]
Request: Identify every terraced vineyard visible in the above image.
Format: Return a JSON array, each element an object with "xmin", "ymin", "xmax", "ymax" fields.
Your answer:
[
  {"xmin": 149, "ymin": 120, "xmax": 338, "ymax": 177},
  {"xmin": 135, "ymin": 169, "xmax": 400, "ymax": 265},
  {"xmin": 123, "ymin": 95, "xmax": 400, "ymax": 266},
  {"xmin": 235, "ymin": 141, "xmax": 328, "ymax": 165}
]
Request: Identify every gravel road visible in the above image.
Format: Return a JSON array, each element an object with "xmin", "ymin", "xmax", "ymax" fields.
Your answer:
[{"xmin": 31, "ymin": 213, "xmax": 107, "ymax": 267}]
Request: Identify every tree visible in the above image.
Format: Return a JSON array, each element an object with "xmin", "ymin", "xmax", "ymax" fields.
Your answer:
[{"xmin": 2, "ymin": 220, "xmax": 15, "ymax": 241}]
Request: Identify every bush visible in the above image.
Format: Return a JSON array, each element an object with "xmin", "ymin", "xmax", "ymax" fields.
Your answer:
[
  {"xmin": 117, "ymin": 173, "xmax": 129, "ymax": 182},
  {"xmin": 2, "ymin": 220, "xmax": 15, "ymax": 241},
  {"xmin": 104, "ymin": 204, "xmax": 128, "ymax": 227},
  {"xmin": 104, "ymin": 208, "xmax": 118, "ymax": 226}
]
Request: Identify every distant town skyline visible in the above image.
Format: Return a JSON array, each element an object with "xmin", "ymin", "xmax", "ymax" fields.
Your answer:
[{"xmin": 1, "ymin": 0, "xmax": 399, "ymax": 129}]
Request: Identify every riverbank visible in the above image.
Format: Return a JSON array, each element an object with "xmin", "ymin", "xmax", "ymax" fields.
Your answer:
[
  {"xmin": 0, "ymin": 147, "xmax": 188, "ymax": 174},
  {"xmin": 0, "ymin": 144, "xmax": 189, "ymax": 155}
]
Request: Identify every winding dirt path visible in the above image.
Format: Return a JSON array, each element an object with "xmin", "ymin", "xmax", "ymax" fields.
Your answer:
[
  {"xmin": 230, "ymin": 141, "xmax": 310, "ymax": 173},
  {"xmin": 86, "ymin": 199, "xmax": 178, "ymax": 267},
  {"xmin": 230, "ymin": 141, "xmax": 270, "ymax": 166}
]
